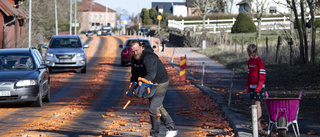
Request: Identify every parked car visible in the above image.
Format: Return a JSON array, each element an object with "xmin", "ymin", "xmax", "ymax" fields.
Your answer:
[
  {"xmin": 43, "ymin": 35, "xmax": 89, "ymax": 73},
  {"xmin": 101, "ymin": 26, "xmax": 112, "ymax": 36},
  {"xmin": 0, "ymin": 47, "xmax": 50, "ymax": 107},
  {"xmin": 97, "ymin": 29, "xmax": 102, "ymax": 36},
  {"xmin": 86, "ymin": 30, "xmax": 94, "ymax": 36},
  {"xmin": 119, "ymin": 38, "xmax": 156, "ymax": 66}
]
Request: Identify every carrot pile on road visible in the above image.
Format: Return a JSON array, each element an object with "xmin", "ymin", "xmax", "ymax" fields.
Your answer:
[{"xmin": 159, "ymin": 55, "xmax": 235, "ymax": 137}]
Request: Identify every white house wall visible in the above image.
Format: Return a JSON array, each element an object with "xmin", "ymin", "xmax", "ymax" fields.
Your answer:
[
  {"xmin": 227, "ymin": 0, "xmax": 242, "ymax": 14},
  {"xmin": 228, "ymin": 0, "xmax": 291, "ymax": 15},
  {"xmin": 173, "ymin": 5, "xmax": 188, "ymax": 17}
]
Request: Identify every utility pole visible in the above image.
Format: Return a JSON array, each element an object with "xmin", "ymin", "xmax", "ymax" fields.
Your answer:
[
  {"xmin": 74, "ymin": 0, "xmax": 77, "ymax": 35},
  {"xmin": 28, "ymin": 0, "xmax": 32, "ymax": 47},
  {"xmin": 137, "ymin": 0, "xmax": 140, "ymax": 30},
  {"xmin": 70, "ymin": 0, "xmax": 72, "ymax": 35},
  {"xmin": 90, "ymin": 0, "xmax": 92, "ymax": 30},
  {"xmin": 106, "ymin": 2, "xmax": 108, "ymax": 26},
  {"xmin": 55, "ymin": 0, "xmax": 58, "ymax": 35}
]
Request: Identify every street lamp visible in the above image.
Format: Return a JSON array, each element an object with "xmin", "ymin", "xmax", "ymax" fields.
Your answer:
[
  {"xmin": 137, "ymin": 0, "xmax": 140, "ymax": 30},
  {"xmin": 55, "ymin": 0, "xmax": 58, "ymax": 35},
  {"xmin": 70, "ymin": 0, "xmax": 72, "ymax": 35},
  {"xmin": 74, "ymin": 0, "xmax": 77, "ymax": 35},
  {"xmin": 28, "ymin": 0, "xmax": 32, "ymax": 47},
  {"xmin": 106, "ymin": 2, "xmax": 108, "ymax": 27},
  {"xmin": 90, "ymin": 0, "xmax": 92, "ymax": 30}
]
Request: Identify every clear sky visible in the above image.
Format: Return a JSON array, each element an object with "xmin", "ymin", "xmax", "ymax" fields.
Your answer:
[{"xmin": 94, "ymin": 0, "xmax": 186, "ymax": 16}]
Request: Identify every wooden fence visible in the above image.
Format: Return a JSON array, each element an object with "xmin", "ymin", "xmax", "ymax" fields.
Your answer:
[{"xmin": 168, "ymin": 16, "xmax": 320, "ymax": 34}]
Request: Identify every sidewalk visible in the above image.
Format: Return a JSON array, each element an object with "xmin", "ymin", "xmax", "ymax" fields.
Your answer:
[
  {"xmin": 158, "ymin": 47, "xmax": 253, "ymax": 137},
  {"xmin": 158, "ymin": 46, "xmax": 320, "ymax": 137}
]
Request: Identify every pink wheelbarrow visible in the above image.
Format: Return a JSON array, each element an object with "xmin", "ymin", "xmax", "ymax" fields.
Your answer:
[{"xmin": 263, "ymin": 92, "xmax": 302, "ymax": 137}]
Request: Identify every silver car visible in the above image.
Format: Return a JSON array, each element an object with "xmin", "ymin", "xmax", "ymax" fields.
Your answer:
[{"xmin": 44, "ymin": 35, "xmax": 89, "ymax": 73}]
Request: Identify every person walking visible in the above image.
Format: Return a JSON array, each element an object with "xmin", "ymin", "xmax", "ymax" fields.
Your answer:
[
  {"xmin": 246, "ymin": 43, "xmax": 266, "ymax": 130},
  {"xmin": 129, "ymin": 40, "xmax": 178, "ymax": 137},
  {"xmin": 36, "ymin": 33, "xmax": 44, "ymax": 56},
  {"xmin": 159, "ymin": 35, "xmax": 168, "ymax": 52}
]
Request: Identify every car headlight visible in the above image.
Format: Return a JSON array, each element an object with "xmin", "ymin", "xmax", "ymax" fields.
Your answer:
[
  {"xmin": 77, "ymin": 52, "xmax": 84, "ymax": 56},
  {"xmin": 46, "ymin": 53, "xmax": 53, "ymax": 57},
  {"xmin": 16, "ymin": 80, "xmax": 37, "ymax": 87}
]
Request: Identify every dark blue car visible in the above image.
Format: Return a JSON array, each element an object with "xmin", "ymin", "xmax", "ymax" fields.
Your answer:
[{"xmin": 0, "ymin": 47, "xmax": 50, "ymax": 107}]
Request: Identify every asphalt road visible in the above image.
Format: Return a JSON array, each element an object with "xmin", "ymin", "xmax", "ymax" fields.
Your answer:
[{"xmin": 0, "ymin": 35, "xmax": 233, "ymax": 137}]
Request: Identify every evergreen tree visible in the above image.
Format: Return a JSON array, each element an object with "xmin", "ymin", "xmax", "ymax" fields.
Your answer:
[{"xmin": 149, "ymin": 8, "xmax": 157, "ymax": 24}]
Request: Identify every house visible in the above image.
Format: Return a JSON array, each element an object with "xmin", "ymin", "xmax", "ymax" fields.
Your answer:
[
  {"xmin": 151, "ymin": 2, "xmax": 187, "ymax": 17},
  {"xmin": 79, "ymin": 0, "xmax": 116, "ymax": 32},
  {"xmin": 236, "ymin": 0, "xmax": 289, "ymax": 14},
  {"xmin": 0, "ymin": 0, "xmax": 26, "ymax": 49},
  {"xmin": 185, "ymin": 0, "xmax": 289, "ymax": 15}
]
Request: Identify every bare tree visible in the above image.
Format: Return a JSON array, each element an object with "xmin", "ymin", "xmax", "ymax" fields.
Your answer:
[
  {"xmin": 193, "ymin": 0, "xmax": 217, "ymax": 32},
  {"xmin": 286, "ymin": 0, "xmax": 305, "ymax": 64},
  {"xmin": 20, "ymin": 0, "xmax": 75, "ymax": 47},
  {"xmin": 306, "ymin": 0, "xmax": 320, "ymax": 65},
  {"xmin": 115, "ymin": 8, "xmax": 129, "ymax": 16},
  {"xmin": 228, "ymin": 0, "xmax": 234, "ymax": 13},
  {"xmin": 249, "ymin": 0, "xmax": 269, "ymax": 39}
]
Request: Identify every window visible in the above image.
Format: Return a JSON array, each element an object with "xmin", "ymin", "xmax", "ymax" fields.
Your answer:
[
  {"xmin": 95, "ymin": 13, "xmax": 99, "ymax": 19},
  {"xmin": 101, "ymin": 14, "xmax": 104, "ymax": 19},
  {"xmin": 90, "ymin": 13, "xmax": 93, "ymax": 19},
  {"xmin": 111, "ymin": 14, "xmax": 114, "ymax": 19},
  {"xmin": 269, "ymin": 6, "xmax": 277, "ymax": 14},
  {"xmin": 106, "ymin": 14, "xmax": 109, "ymax": 19}
]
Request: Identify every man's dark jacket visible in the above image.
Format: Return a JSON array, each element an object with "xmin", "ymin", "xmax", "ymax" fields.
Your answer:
[{"xmin": 130, "ymin": 46, "xmax": 169, "ymax": 84}]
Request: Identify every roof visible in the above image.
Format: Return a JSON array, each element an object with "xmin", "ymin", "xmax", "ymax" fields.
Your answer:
[
  {"xmin": 0, "ymin": 48, "xmax": 31, "ymax": 54},
  {"xmin": 51, "ymin": 35, "xmax": 80, "ymax": 39},
  {"xmin": 0, "ymin": 0, "xmax": 26, "ymax": 18},
  {"xmin": 80, "ymin": 0, "xmax": 116, "ymax": 12}
]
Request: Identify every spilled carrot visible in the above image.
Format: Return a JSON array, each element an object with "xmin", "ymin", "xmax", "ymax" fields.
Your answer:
[
  {"xmin": 123, "ymin": 100, "xmax": 131, "ymax": 110},
  {"xmin": 155, "ymin": 114, "xmax": 161, "ymax": 119}
]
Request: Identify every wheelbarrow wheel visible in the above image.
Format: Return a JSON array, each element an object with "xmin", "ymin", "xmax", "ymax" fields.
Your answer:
[{"xmin": 278, "ymin": 116, "xmax": 287, "ymax": 137}]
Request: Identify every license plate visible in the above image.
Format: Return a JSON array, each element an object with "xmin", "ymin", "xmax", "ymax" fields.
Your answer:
[
  {"xmin": 0, "ymin": 91, "xmax": 10, "ymax": 96},
  {"xmin": 59, "ymin": 59, "xmax": 71, "ymax": 63}
]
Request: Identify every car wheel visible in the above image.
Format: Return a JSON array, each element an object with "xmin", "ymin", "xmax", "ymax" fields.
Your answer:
[
  {"xmin": 81, "ymin": 66, "xmax": 86, "ymax": 73},
  {"xmin": 33, "ymin": 90, "xmax": 42, "ymax": 107},
  {"xmin": 43, "ymin": 85, "xmax": 50, "ymax": 102}
]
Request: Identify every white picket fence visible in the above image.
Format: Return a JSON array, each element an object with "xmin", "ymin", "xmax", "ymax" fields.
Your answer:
[{"xmin": 168, "ymin": 16, "xmax": 320, "ymax": 34}]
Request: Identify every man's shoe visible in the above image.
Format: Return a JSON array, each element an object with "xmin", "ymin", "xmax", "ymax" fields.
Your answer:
[{"xmin": 165, "ymin": 130, "xmax": 178, "ymax": 137}]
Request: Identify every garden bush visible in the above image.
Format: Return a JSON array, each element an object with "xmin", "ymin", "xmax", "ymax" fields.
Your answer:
[{"xmin": 231, "ymin": 12, "xmax": 256, "ymax": 33}]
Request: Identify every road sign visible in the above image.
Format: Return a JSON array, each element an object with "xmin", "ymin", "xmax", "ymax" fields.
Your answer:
[
  {"xmin": 157, "ymin": 15, "xmax": 162, "ymax": 21},
  {"xmin": 71, "ymin": 23, "xmax": 79, "ymax": 27},
  {"xmin": 120, "ymin": 15, "xmax": 129, "ymax": 25}
]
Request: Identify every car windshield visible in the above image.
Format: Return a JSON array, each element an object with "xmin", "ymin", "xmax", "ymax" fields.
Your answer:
[
  {"xmin": 0, "ymin": 54, "xmax": 34, "ymax": 70},
  {"xmin": 49, "ymin": 38, "xmax": 81, "ymax": 48},
  {"xmin": 102, "ymin": 26, "xmax": 111, "ymax": 31},
  {"xmin": 125, "ymin": 40, "xmax": 150, "ymax": 48},
  {"xmin": 87, "ymin": 31, "xmax": 93, "ymax": 33}
]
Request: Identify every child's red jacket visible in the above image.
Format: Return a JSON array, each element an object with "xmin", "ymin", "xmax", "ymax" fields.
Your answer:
[{"xmin": 246, "ymin": 56, "xmax": 266, "ymax": 93}]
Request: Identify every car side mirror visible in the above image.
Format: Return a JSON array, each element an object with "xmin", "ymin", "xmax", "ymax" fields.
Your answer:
[
  {"xmin": 119, "ymin": 45, "xmax": 123, "ymax": 48},
  {"xmin": 84, "ymin": 44, "xmax": 89, "ymax": 48},
  {"xmin": 39, "ymin": 64, "xmax": 47, "ymax": 69},
  {"xmin": 42, "ymin": 45, "xmax": 47, "ymax": 48},
  {"xmin": 153, "ymin": 45, "xmax": 156, "ymax": 49}
]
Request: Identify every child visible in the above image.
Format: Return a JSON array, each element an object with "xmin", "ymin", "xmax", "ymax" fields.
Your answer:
[{"xmin": 246, "ymin": 43, "xmax": 266, "ymax": 130}]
